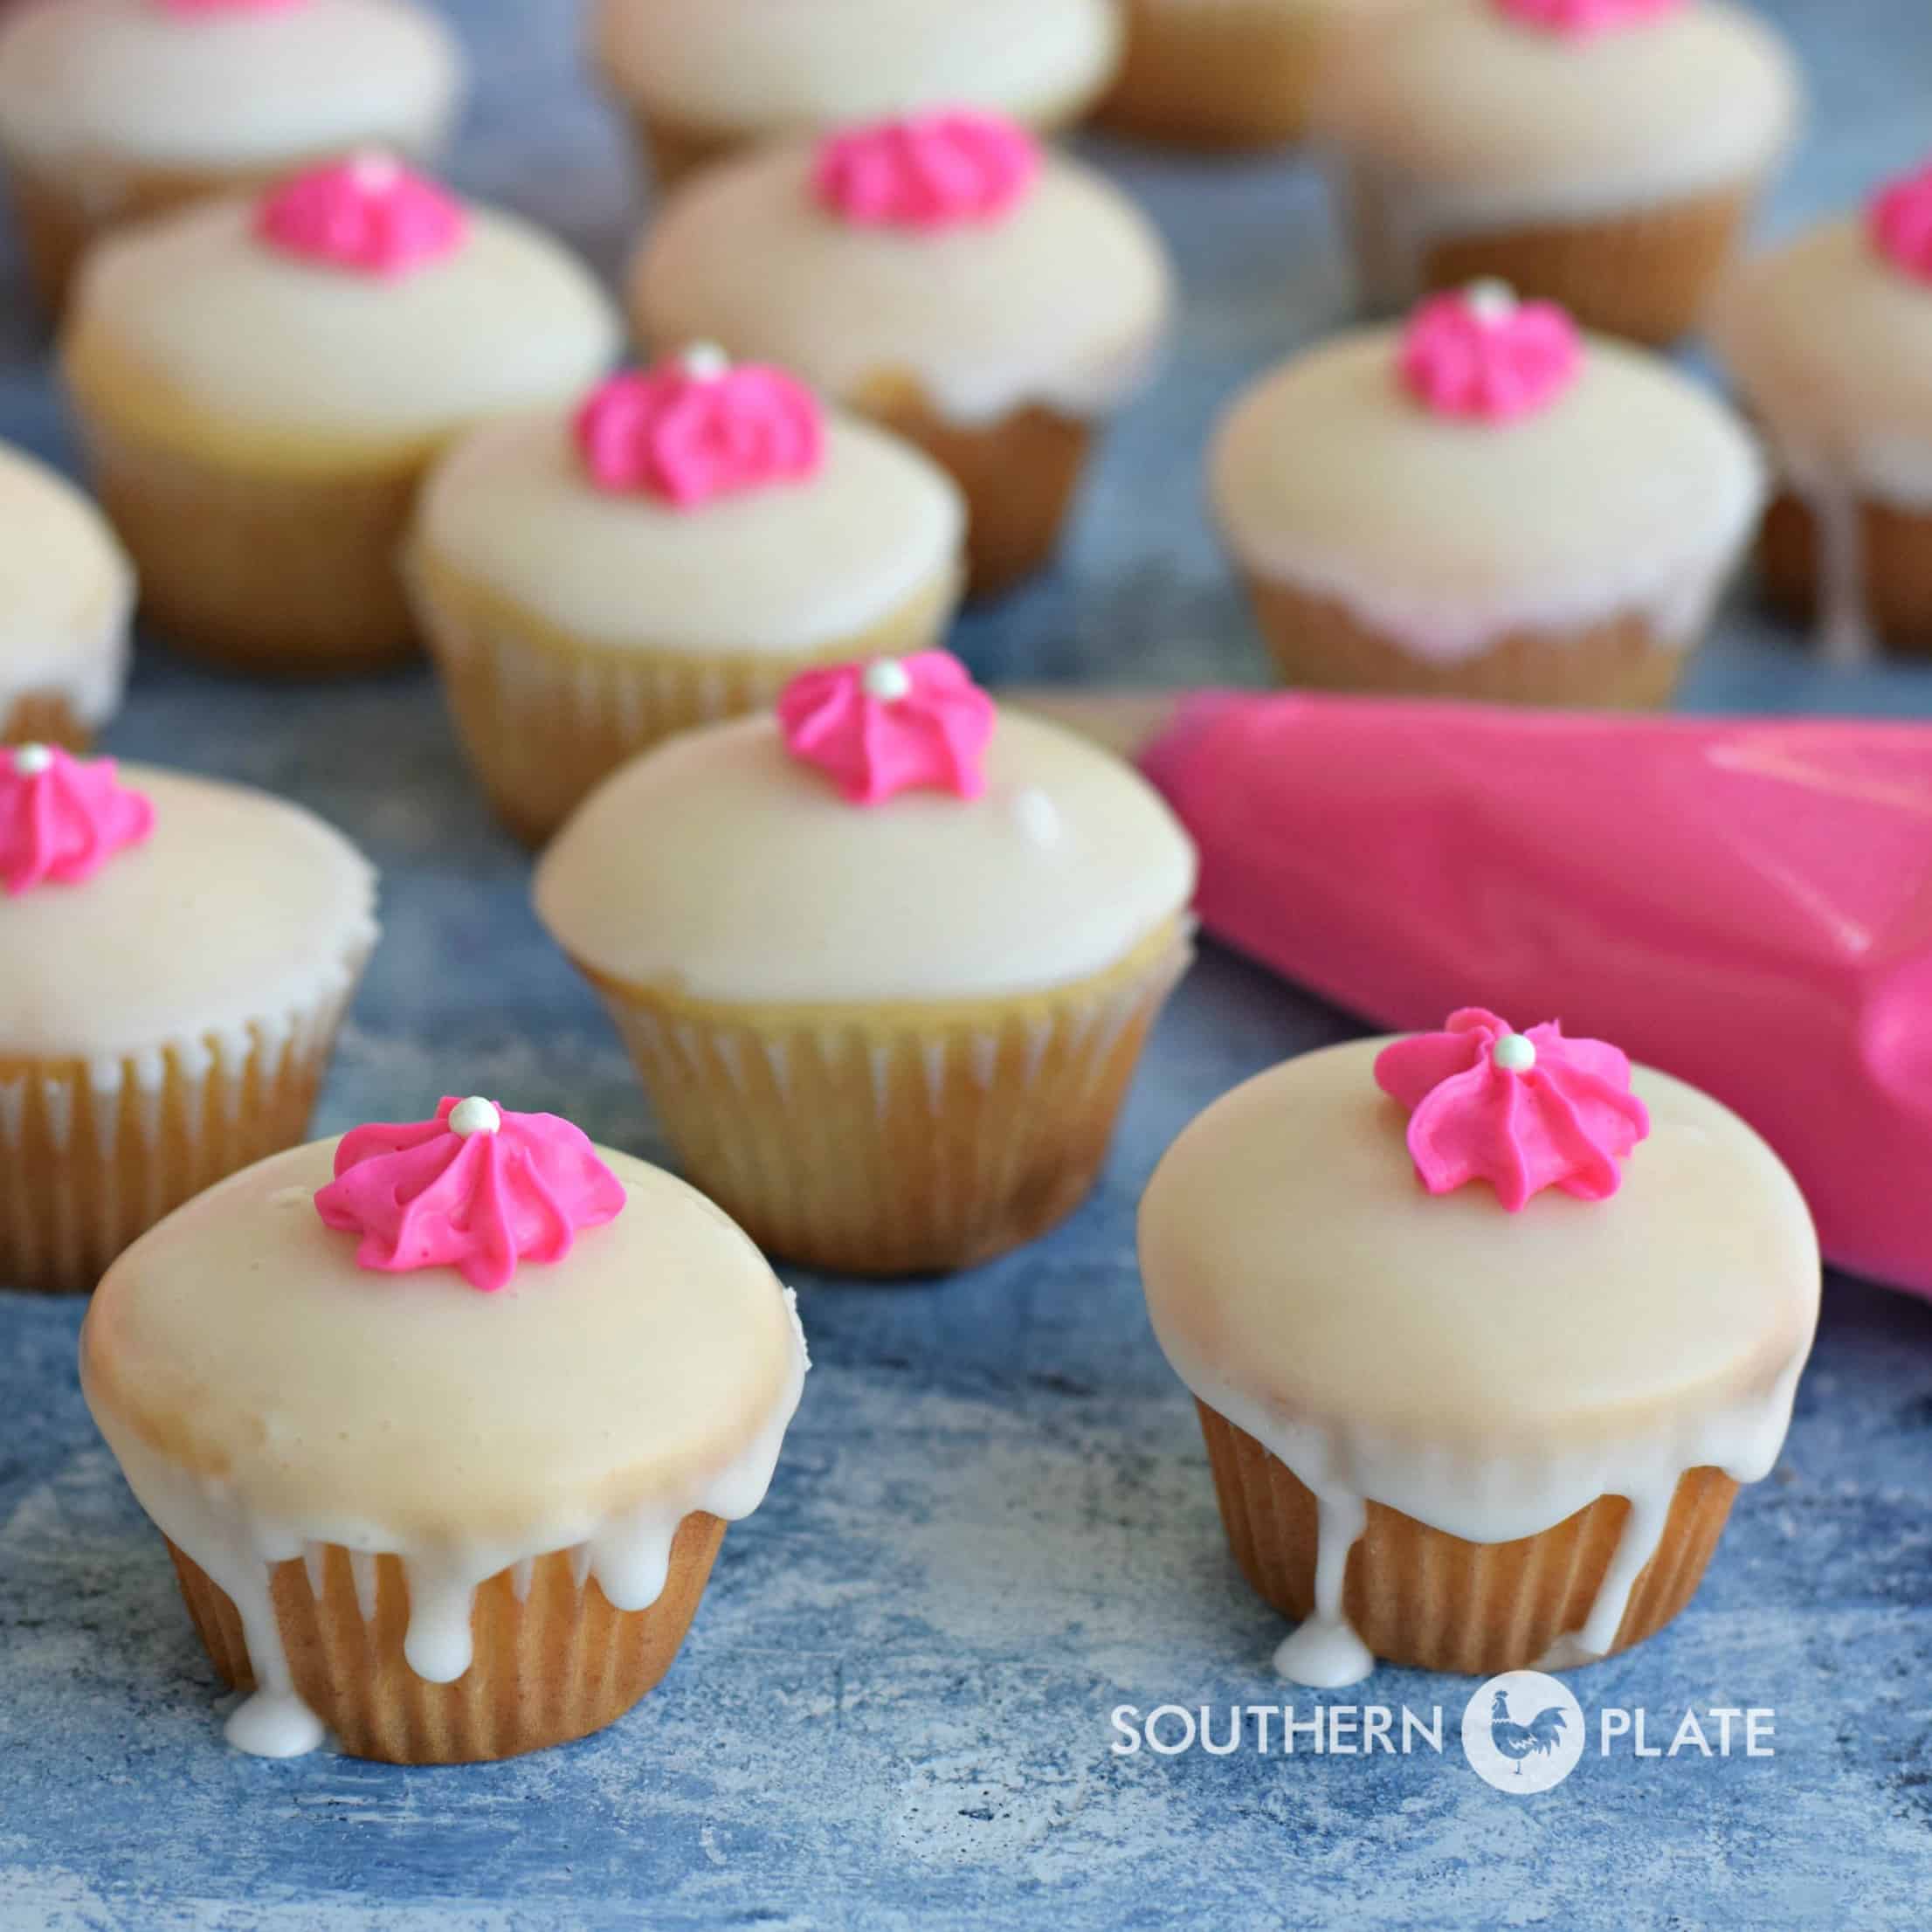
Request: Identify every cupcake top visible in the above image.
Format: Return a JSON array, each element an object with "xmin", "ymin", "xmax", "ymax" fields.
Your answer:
[
  {"xmin": 1314, "ymin": 0, "xmax": 1800, "ymax": 224},
  {"xmin": 61, "ymin": 158, "xmax": 621, "ymax": 466},
  {"xmin": 1710, "ymin": 162, "xmax": 1932, "ymax": 507},
  {"xmin": 413, "ymin": 351, "xmax": 966, "ymax": 655},
  {"xmin": 0, "ymin": 750, "xmax": 377, "ymax": 1067},
  {"xmin": 630, "ymin": 114, "xmax": 1173, "ymax": 426},
  {"xmin": 1140, "ymin": 1015, "xmax": 1818, "ymax": 1675},
  {"xmin": 535, "ymin": 656, "xmax": 1197, "ymax": 1004},
  {"xmin": 0, "ymin": 441, "xmax": 135, "ymax": 733},
  {"xmin": 82, "ymin": 1101, "xmax": 809, "ymax": 1755},
  {"xmin": 0, "ymin": 0, "xmax": 461, "ymax": 173},
  {"xmin": 590, "ymin": 0, "xmax": 1121, "ymax": 140},
  {"xmin": 1210, "ymin": 286, "xmax": 1763, "ymax": 658}
]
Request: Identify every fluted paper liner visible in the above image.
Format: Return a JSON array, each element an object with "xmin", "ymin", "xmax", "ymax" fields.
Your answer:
[
  {"xmin": 582, "ymin": 918, "xmax": 1192, "ymax": 1277},
  {"xmin": 410, "ymin": 546, "xmax": 963, "ymax": 845},
  {"xmin": 1198, "ymin": 1402, "xmax": 1740, "ymax": 1677},
  {"xmin": 168, "ymin": 1516, "xmax": 726, "ymax": 1764},
  {"xmin": 1760, "ymin": 490, "xmax": 1932, "ymax": 657}
]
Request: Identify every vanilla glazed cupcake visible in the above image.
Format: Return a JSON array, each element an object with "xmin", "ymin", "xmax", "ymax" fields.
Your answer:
[
  {"xmin": 629, "ymin": 110, "xmax": 1173, "ymax": 597},
  {"xmin": 0, "ymin": 747, "xmax": 376, "ymax": 1293},
  {"xmin": 0, "ymin": 0, "xmax": 463, "ymax": 312},
  {"xmin": 81, "ymin": 1095, "xmax": 809, "ymax": 1761},
  {"xmin": 1139, "ymin": 1011, "xmax": 1819, "ymax": 1685},
  {"xmin": 61, "ymin": 156, "xmax": 620, "ymax": 675},
  {"xmin": 0, "ymin": 438, "xmax": 135, "ymax": 749},
  {"xmin": 1711, "ymin": 159, "xmax": 1932, "ymax": 661},
  {"xmin": 410, "ymin": 348, "xmax": 966, "ymax": 844},
  {"xmin": 1313, "ymin": 0, "xmax": 1801, "ymax": 345},
  {"xmin": 1209, "ymin": 283, "xmax": 1763, "ymax": 705},
  {"xmin": 589, "ymin": 0, "xmax": 1121, "ymax": 190},
  {"xmin": 535, "ymin": 655, "xmax": 1197, "ymax": 1277}
]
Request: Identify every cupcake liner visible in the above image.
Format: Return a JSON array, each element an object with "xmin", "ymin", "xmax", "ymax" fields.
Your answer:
[
  {"xmin": 166, "ymin": 1515, "xmax": 726, "ymax": 1764},
  {"xmin": 1759, "ymin": 489, "xmax": 1932, "ymax": 656},
  {"xmin": 0, "ymin": 963, "xmax": 369, "ymax": 1294},
  {"xmin": 1242, "ymin": 574, "xmax": 1694, "ymax": 709},
  {"xmin": 0, "ymin": 690, "xmax": 94, "ymax": 752},
  {"xmin": 580, "ymin": 919, "xmax": 1193, "ymax": 1277},
  {"xmin": 1198, "ymin": 1402, "xmax": 1740, "ymax": 1676},
  {"xmin": 409, "ymin": 546, "xmax": 963, "ymax": 845}
]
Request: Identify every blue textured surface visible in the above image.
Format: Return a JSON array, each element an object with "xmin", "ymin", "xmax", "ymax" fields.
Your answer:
[{"xmin": 3, "ymin": 3, "xmax": 1932, "ymax": 1926}]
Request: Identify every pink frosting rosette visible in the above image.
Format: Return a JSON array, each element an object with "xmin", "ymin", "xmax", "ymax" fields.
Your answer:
[
  {"xmin": 1492, "ymin": 0, "xmax": 1684, "ymax": 37},
  {"xmin": 812, "ymin": 108, "xmax": 1040, "ymax": 231},
  {"xmin": 155, "ymin": 0, "xmax": 306, "ymax": 14},
  {"xmin": 0, "ymin": 744, "xmax": 155, "ymax": 897},
  {"xmin": 314, "ymin": 1096, "xmax": 629, "ymax": 1293},
  {"xmin": 256, "ymin": 154, "xmax": 467, "ymax": 278},
  {"xmin": 778, "ymin": 652, "xmax": 997, "ymax": 805},
  {"xmin": 1398, "ymin": 284, "xmax": 1583, "ymax": 423},
  {"xmin": 1374, "ymin": 1007, "xmax": 1652, "ymax": 1211},
  {"xmin": 1869, "ymin": 161, "xmax": 1932, "ymax": 283}
]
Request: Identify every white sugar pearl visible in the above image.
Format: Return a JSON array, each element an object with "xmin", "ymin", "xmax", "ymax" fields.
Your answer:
[
  {"xmin": 348, "ymin": 149, "xmax": 402, "ymax": 192},
  {"xmin": 1465, "ymin": 278, "xmax": 1519, "ymax": 324},
  {"xmin": 861, "ymin": 658, "xmax": 913, "ymax": 703},
  {"xmin": 1492, "ymin": 1032, "xmax": 1536, "ymax": 1073},
  {"xmin": 448, "ymin": 1096, "xmax": 502, "ymax": 1138},
  {"xmin": 681, "ymin": 342, "xmax": 731, "ymax": 382},
  {"xmin": 11, "ymin": 743, "xmax": 52, "ymax": 776}
]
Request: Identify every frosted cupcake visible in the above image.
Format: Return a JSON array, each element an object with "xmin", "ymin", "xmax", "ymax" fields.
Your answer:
[
  {"xmin": 1313, "ymin": 0, "xmax": 1801, "ymax": 345},
  {"xmin": 628, "ymin": 111, "xmax": 1173, "ymax": 597},
  {"xmin": 0, "ymin": 747, "xmax": 377, "ymax": 1293},
  {"xmin": 0, "ymin": 0, "xmax": 463, "ymax": 311},
  {"xmin": 0, "ymin": 439, "xmax": 135, "ymax": 749},
  {"xmin": 1711, "ymin": 161, "xmax": 1932, "ymax": 659},
  {"xmin": 61, "ymin": 156, "xmax": 620, "ymax": 676},
  {"xmin": 81, "ymin": 1096, "xmax": 809, "ymax": 1761},
  {"xmin": 410, "ymin": 349, "xmax": 966, "ymax": 844},
  {"xmin": 589, "ymin": 0, "xmax": 1121, "ymax": 189},
  {"xmin": 1209, "ymin": 284, "xmax": 1763, "ymax": 705},
  {"xmin": 535, "ymin": 656, "xmax": 1197, "ymax": 1276},
  {"xmin": 1139, "ymin": 1011, "xmax": 1819, "ymax": 1684}
]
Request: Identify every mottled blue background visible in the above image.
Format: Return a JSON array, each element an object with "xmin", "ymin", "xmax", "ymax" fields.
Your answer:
[{"xmin": 3, "ymin": 3, "xmax": 1930, "ymax": 1927}]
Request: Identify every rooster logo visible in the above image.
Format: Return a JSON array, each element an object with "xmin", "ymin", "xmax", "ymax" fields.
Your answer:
[
  {"xmin": 1460, "ymin": 1672, "xmax": 1585, "ymax": 1792},
  {"xmin": 1487, "ymin": 1688, "xmax": 1568, "ymax": 1771}
]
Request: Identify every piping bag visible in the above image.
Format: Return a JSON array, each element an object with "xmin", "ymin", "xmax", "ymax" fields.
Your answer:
[{"xmin": 1017, "ymin": 689, "xmax": 1932, "ymax": 1300}]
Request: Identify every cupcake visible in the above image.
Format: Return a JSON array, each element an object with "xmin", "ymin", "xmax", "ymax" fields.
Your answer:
[
  {"xmin": 535, "ymin": 655, "xmax": 1197, "ymax": 1277},
  {"xmin": 81, "ymin": 1095, "xmax": 809, "ymax": 1761},
  {"xmin": 1711, "ymin": 160, "xmax": 1932, "ymax": 659},
  {"xmin": 0, "ymin": 747, "xmax": 377, "ymax": 1293},
  {"xmin": 1209, "ymin": 284, "xmax": 1763, "ymax": 706},
  {"xmin": 409, "ymin": 349, "xmax": 967, "ymax": 845},
  {"xmin": 1139, "ymin": 1010, "xmax": 1819, "ymax": 1684},
  {"xmin": 1313, "ymin": 0, "xmax": 1801, "ymax": 346},
  {"xmin": 60, "ymin": 156, "xmax": 620, "ymax": 676},
  {"xmin": 0, "ymin": 0, "xmax": 463, "ymax": 312},
  {"xmin": 0, "ymin": 438, "xmax": 135, "ymax": 749},
  {"xmin": 589, "ymin": 0, "xmax": 1121, "ymax": 190},
  {"xmin": 628, "ymin": 111, "xmax": 1173, "ymax": 597}
]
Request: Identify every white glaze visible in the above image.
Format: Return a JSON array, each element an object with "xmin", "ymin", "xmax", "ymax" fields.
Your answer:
[
  {"xmin": 0, "ymin": 440, "xmax": 135, "ymax": 731},
  {"xmin": 411, "ymin": 406, "xmax": 965, "ymax": 654},
  {"xmin": 81, "ymin": 1142, "xmax": 810, "ymax": 1758},
  {"xmin": 0, "ymin": 0, "xmax": 461, "ymax": 173},
  {"xmin": 590, "ymin": 0, "xmax": 1120, "ymax": 135},
  {"xmin": 630, "ymin": 144, "xmax": 1173, "ymax": 428},
  {"xmin": 534, "ymin": 708, "xmax": 1198, "ymax": 1006},
  {"xmin": 63, "ymin": 197, "xmax": 621, "ymax": 466},
  {"xmin": 1139, "ymin": 1039, "xmax": 1820, "ymax": 1684},
  {"xmin": 1210, "ymin": 324, "xmax": 1763, "ymax": 660}
]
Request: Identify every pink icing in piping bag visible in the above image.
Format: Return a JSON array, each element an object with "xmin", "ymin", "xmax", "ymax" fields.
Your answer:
[
  {"xmin": 1374, "ymin": 1007, "xmax": 1651, "ymax": 1210},
  {"xmin": 1492, "ymin": 0, "xmax": 1684, "ymax": 37},
  {"xmin": 779, "ymin": 652, "xmax": 996, "ymax": 805},
  {"xmin": 812, "ymin": 109, "xmax": 1039, "ymax": 231},
  {"xmin": 256, "ymin": 154, "xmax": 466, "ymax": 278},
  {"xmin": 576, "ymin": 349, "xmax": 825, "ymax": 508},
  {"xmin": 314, "ymin": 1096, "xmax": 628, "ymax": 1293},
  {"xmin": 1869, "ymin": 160, "xmax": 1932, "ymax": 283},
  {"xmin": 1137, "ymin": 693, "xmax": 1932, "ymax": 1298},
  {"xmin": 0, "ymin": 744, "xmax": 154, "ymax": 896},
  {"xmin": 1399, "ymin": 285, "xmax": 1582, "ymax": 423}
]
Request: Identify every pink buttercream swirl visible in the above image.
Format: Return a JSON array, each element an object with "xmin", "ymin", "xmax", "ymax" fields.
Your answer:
[
  {"xmin": 812, "ymin": 109, "xmax": 1039, "ymax": 231},
  {"xmin": 778, "ymin": 652, "xmax": 996, "ymax": 806},
  {"xmin": 1374, "ymin": 1007, "xmax": 1652, "ymax": 1211},
  {"xmin": 575, "ymin": 355, "xmax": 825, "ymax": 508},
  {"xmin": 1869, "ymin": 161, "xmax": 1932, "ymax": 282},
  {"xmin": 256, "ymin": 155, "xmax": 467, "ymax": 278},
  {"xmin": 155, "ymin": 1, "xmax": 306, "ymax": 15},
  {"xmin": 0, "ymin": 745, "xmax": 155, "ymax": 897},
  {"xmin": 1492, "ymin": 0, "xmax": 1684, "ymax": 37},
  {"xmin": 1398, "ymin": 286, "xmax": 1584, "ymax": 423},
  {"xmin": 314, "ymin": 1097, "xmax": 629, "ymax": 1294}
]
